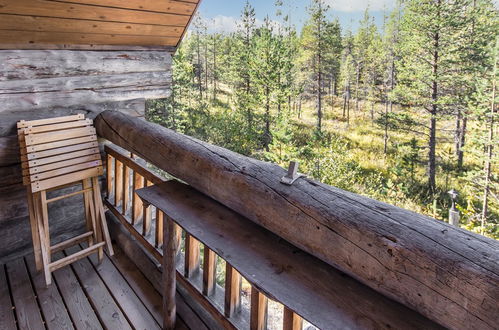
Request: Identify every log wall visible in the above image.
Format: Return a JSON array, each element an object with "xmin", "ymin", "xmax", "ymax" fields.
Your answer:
[{"xmin": 0, "ymin": 48, "xmax": 172, "ymax": 263}]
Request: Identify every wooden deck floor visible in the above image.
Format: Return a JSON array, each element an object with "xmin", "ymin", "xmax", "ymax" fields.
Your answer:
[{"xmin": 0, "ymin": 244, "xmax": 203, "ymax": 330}]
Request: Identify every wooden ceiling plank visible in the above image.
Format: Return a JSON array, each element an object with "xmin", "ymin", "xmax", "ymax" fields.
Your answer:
[
  {"xmin": 0, "ymin": 15, "xmax": 184, "ymax": 37},
  {"xmin": 0, "ymin": 0, "xmax": 190, "ymax": 26},
  {"xmin": 47, "ymin": 0, "xmax": 196, "ymax": 15},
  {"xmin": 0, "ymin": 30, "xmax": 178, "ymax": 46}
]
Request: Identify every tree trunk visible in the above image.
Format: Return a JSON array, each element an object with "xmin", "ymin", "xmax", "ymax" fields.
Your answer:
[
  {"xmin": 481, "ymin": 46, "xmax": 497, "ymax": 230},
  {"xmin": 428, "ymin": 29, "xmax": 440, "ymax": 194}
]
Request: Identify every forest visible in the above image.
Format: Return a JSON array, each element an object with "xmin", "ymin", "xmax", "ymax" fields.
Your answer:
[{"xmin": 147, "ymin": 0, "xmax": 499, "ymax": 239}]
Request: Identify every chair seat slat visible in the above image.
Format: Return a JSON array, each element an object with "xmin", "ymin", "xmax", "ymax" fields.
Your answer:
[
  {"xmin": 24, "ymin": 141, "xmax": 99, "ymax": 161},
  {"xmin": 30, "ymin": 160, "xmax": 102, "ymax": 182},
  {"xmin": 32, "ymin": 166, "xmax": 104, "ymax": 193},
  {"xmin": 23, "ymin": 135, "xmax": 98, "ymax": 154},
  {"xmin": 23, "ymin": 119, "xmax": 93, "ymax": 134},
  {"xmin": 23, "ymin": 147, "xmax": 100, "ymax": 168},
  {"xmin": 25, "ymin": 127, "xmax": 96, "ymax": 146},
  {"xmin": 17, "ymin": 114, "xmax": 85, "ymax": 128},
  {"xmin": 23, "ymin": 154, "xmax": 101, "ymax": 176}
]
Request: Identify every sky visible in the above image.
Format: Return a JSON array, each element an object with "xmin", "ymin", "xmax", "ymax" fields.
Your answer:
[{"xmin": 195, "ymin": 0, "xmax": 396, "ymax": 34}]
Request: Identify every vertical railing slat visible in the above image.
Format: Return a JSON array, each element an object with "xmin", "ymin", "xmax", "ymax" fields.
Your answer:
[
  {"xmin": 142, "ymin": 202, "xmax": 151, "ymax": 236},
  {"xmin": 224, "ymin": 263, "xmax": 241, "ymax": 318},
  {"xmin": 114, "ymin": 160, "xmax": 123, "ymax": 207},
  {"xmin": 163, "ymin": 214, "xmax": 177, "ymax": 329},
  {"xmin": 250, "ymin": 287, "xmax": 268, "ymax": 330},
  {"xmin": 132, "ymin": 171, "xmax": 144, "ymax": 225},
  {"xmin": 106, "ymin": 154, "xmax": 113, "ymax": 199},
  {"xmin": 155, "ymin": 209, "xmax": 164, "ymax": 248},
  {"xmin": 122, "ymin": 165, "xmax": 130, "ymax": 215},
  {"xmin": 283, "ymin": 308, "xmax": 303, "ymax": 330},
  {"xmin": 202, "ymin": 248, "xmax": 217, "ymax": 296},
  {"xmin": 184, "ymin": 234, "xmax": 200, "ymax": 278}
]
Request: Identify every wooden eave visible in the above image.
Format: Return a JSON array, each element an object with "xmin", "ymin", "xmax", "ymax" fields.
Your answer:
[{"xmin": 0, "ymin": 0, "xmax": 202, "ymax": 51}]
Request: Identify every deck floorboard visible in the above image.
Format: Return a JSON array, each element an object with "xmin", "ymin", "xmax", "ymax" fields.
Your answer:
[
  {"xmin": 0, "ymin": 265, "xmax": 16, "ymax": 330},
  {"xmin": 6, "ymin": 258, "xmax": 45, "ymax": 330},
  {"xmin": 26, "ymin": 255, "xmax": 74, "ymax": 330},
  {"xmin": 0, "ymin": 244, "xmax": 195, "ymax": 330}
]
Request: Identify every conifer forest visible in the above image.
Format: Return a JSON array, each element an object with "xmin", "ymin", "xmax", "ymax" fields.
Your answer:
[{"xmin": 147, "ymin": 0, "xmax": 499, "ymax": 239}]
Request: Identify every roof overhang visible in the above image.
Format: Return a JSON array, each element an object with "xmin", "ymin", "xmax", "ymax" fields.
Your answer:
[{"xmin": 0, "ymin": 0, "xmax": 202, "ymax": 51}]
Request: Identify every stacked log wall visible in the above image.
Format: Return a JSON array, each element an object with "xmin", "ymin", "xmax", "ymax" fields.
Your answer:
[{"xmin": 0, "ymin": 48, "xmax": 172, "ymax": 263}]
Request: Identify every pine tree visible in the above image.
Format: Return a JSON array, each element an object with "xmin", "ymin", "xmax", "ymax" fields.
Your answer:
[
  {"xmin": 299, "ymin": 0, "xmax": 334, "ymax": 131},
  {"xmin": 395, "ymin": 0, "xmax": 470, "ymax": 194}
]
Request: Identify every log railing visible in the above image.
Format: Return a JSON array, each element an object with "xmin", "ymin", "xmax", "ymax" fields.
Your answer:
[
  {"xmin": 96, "ymin": 111, "xmax": 499, "ymax": 330},
  {"xmin": 104, "ymin": 144, "xmax": 306, "ymax": 330}
]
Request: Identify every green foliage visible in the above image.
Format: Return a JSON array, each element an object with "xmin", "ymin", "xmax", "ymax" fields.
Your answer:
[{"xmin": 146, "ymin": 0, "xmax": 498, "ymax": 239}]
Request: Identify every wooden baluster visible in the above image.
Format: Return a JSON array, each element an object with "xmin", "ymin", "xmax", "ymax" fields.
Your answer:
[
  {"xmin": 184, "ymin": 234, "xmax": 200, "ymax": 278},
  {"xmin": 114, "ymin": 159, "xmax": 123, "ymax": 207},
  {"xmin": 224, "ymin": 263, "xmax": 241, "ymax": 318},
  {"xmin": 163, "ymin": 214, "xmax": 177, "ymax": 329},
  {"xmin": 122, "ymin": 165, "xmax": 130, "ymax": 215},
  {"xmin": 142, "ymin": 202, "xmax": 151, "ymax": 236},
  {"xmin": 250, "ymin": 287, "xmax": 268, "ymax": 330},
  {"xmin": 132, "ymin": 171, "xmax": 144, "ymax": 225},
  {"xmin": 174, "ymin": 224, "xmax": 182, "ymax": 255},
  {"xmin": 106, "ymin": 154, "xmax": 113, "ymax": 199},
  {"xmin": 202, "ymin": 247, "xmax": 217, "ymax": 296},
  {"xmin": 155, "ymin": 209, "xmax": 163, "ymax": 248},
  {"xmin": 283, "ymin": 307, "xmax": 302, "ymax": 330}
]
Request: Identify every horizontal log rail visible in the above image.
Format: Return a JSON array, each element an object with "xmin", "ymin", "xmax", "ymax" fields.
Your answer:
[
  {"xmin": 97, "ymin": 111, "xmax": 499, "ymax": 330},
  {"xmin": 104, "ymin": 144, "xmax": 305, "ymax": 329}
]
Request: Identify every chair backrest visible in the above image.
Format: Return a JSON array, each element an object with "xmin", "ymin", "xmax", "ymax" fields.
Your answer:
[{"xmin": 18, "ymin": 114, "xmax": 103, "ymax": 193}]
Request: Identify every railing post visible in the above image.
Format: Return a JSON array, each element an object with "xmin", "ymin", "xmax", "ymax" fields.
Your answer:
[
  {"xmin": 250, "ymin": 287, "xmax": 268, "ymax": 330},
  {"xmin": 283, "ymin": 307, "xmax": 302, "ymax": 330},
  {"xmin": 132, "ymin": 171, "xmax": 144, "ymax": 225},
  {"xmin": 155, "ymin": 209, "xmax": 163, "ymax": 248},
  {"xmin": 122, "ymin": 165, "xmax": 130, "ymax": 214},
  {"xmin": 202, "ymin": 248, "xmax": 216, "ymax": 296},
  {"xmin": 106, "ymin": 154, "xmax": 113, "ymax": 199},
  {"xmin": 184, "ymin": 234, "xmax": 200, "ymax": 278},
  {"xmin": 224, "ymin": 264, "xmax": 241, "ymax": 318},
  {"xmin": 114, "ymin": 159, "xmax": 123, "ymax": 207},
  {"xmin": 163, "ymin": 214, "xmax": 176, "ymax": 330}
]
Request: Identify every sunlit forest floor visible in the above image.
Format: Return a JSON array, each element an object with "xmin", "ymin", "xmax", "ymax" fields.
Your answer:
[{"xmin": 148, "ymin": 95, "xmax": 498, "ymax": 239}]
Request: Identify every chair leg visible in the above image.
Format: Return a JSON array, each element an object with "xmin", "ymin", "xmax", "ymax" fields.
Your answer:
[
  {"xmin": 26, "ymin": 187, "xmax": 42, "ymax": 271},
  {"xmin": 83, "ymin": 179, "xmax": 97, "ymax": 248},
  {"xmin": 92, "ymin": 177, "xmax": 114, "ymax": 256},
  {"xmin": 34, "ymin": 191, "xmax": 52, "ymax": 286}
]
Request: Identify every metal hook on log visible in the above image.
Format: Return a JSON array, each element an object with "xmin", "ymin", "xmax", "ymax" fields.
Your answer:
[{"xmin": 280, "ymin": 161, "xmax": 306, "ymax": 185}]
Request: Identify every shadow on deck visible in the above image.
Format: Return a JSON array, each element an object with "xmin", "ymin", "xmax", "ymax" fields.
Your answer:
[{"xmin": 0, "ymin": 244, "xmax": 203, "ymax": 330}]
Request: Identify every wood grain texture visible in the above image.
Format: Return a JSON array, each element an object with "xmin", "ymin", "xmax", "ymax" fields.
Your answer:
[
  {"xmin": 87, "ymin": 248, "xmax": 161, "ymax": 330},
  {"xmin": 106, "ymin": 212, "xmax": 215, "ymax": 330},
  {"xmin": 0, "ymin": 0, "xmax": 190, "ymax": 25},
  {"xmin": 47, "ymin": 0, "xmax": 197, "ymax": 15},
  {"xmin": 96, "ymin": 110, "xmax": 499, "ymax": 330},
  {"xmin": 0, "ymin": 30, "xmax": 179, "ymax": 47},
  {"xmin": 25, "ymin": 255, "xmax": 75, "ymax": 330},
  {"xmin": 0, "ymin": 265, "xmax": 17, "ymax": 330},
  {"xmin": 6, "ymin": 258, "xmax": 45, "ymax": 329},
  {"xmin": 65, "ymin": 246, "xmax": 133, "ymax": 330},
  {"xmin": 1, "ymin": 82, "xmax": 170, "ymax": 112},
  {"xmin": 0, "ymin": 100, "xmax": 145, "ymax": 137},
  {"xmin": 0, "ymin": 14, "xmax": 184, "ymax": 37},
  {"xmin": 0, "ymin": 0, "xmax": 200, "ymax": 47},
  {"xmin": 138, "ymin": 180, "xmax": 444, "ymax": 330},
  {"xmin": 0, "ymin": 50, "xmax": 171, "ymax": 81}
]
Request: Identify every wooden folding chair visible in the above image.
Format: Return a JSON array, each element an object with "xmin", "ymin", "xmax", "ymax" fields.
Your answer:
[{"xmin": 18, "ymin": 114, "xmax": 113, "ymax": 286}]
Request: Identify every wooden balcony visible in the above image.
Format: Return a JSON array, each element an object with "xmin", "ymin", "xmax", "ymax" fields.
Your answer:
[
  {"xmin": 0, "ymin": 243, "xmax": 204, "ymax": 330},
  {"xmin": 0, "ymin": 110, "xmax": 497, "ymax": 330}
]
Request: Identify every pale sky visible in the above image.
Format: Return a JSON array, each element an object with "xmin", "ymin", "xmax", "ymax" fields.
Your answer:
[{"xmin": 196, "ymin": 0, "xmax": 393, "ymax": 34}]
